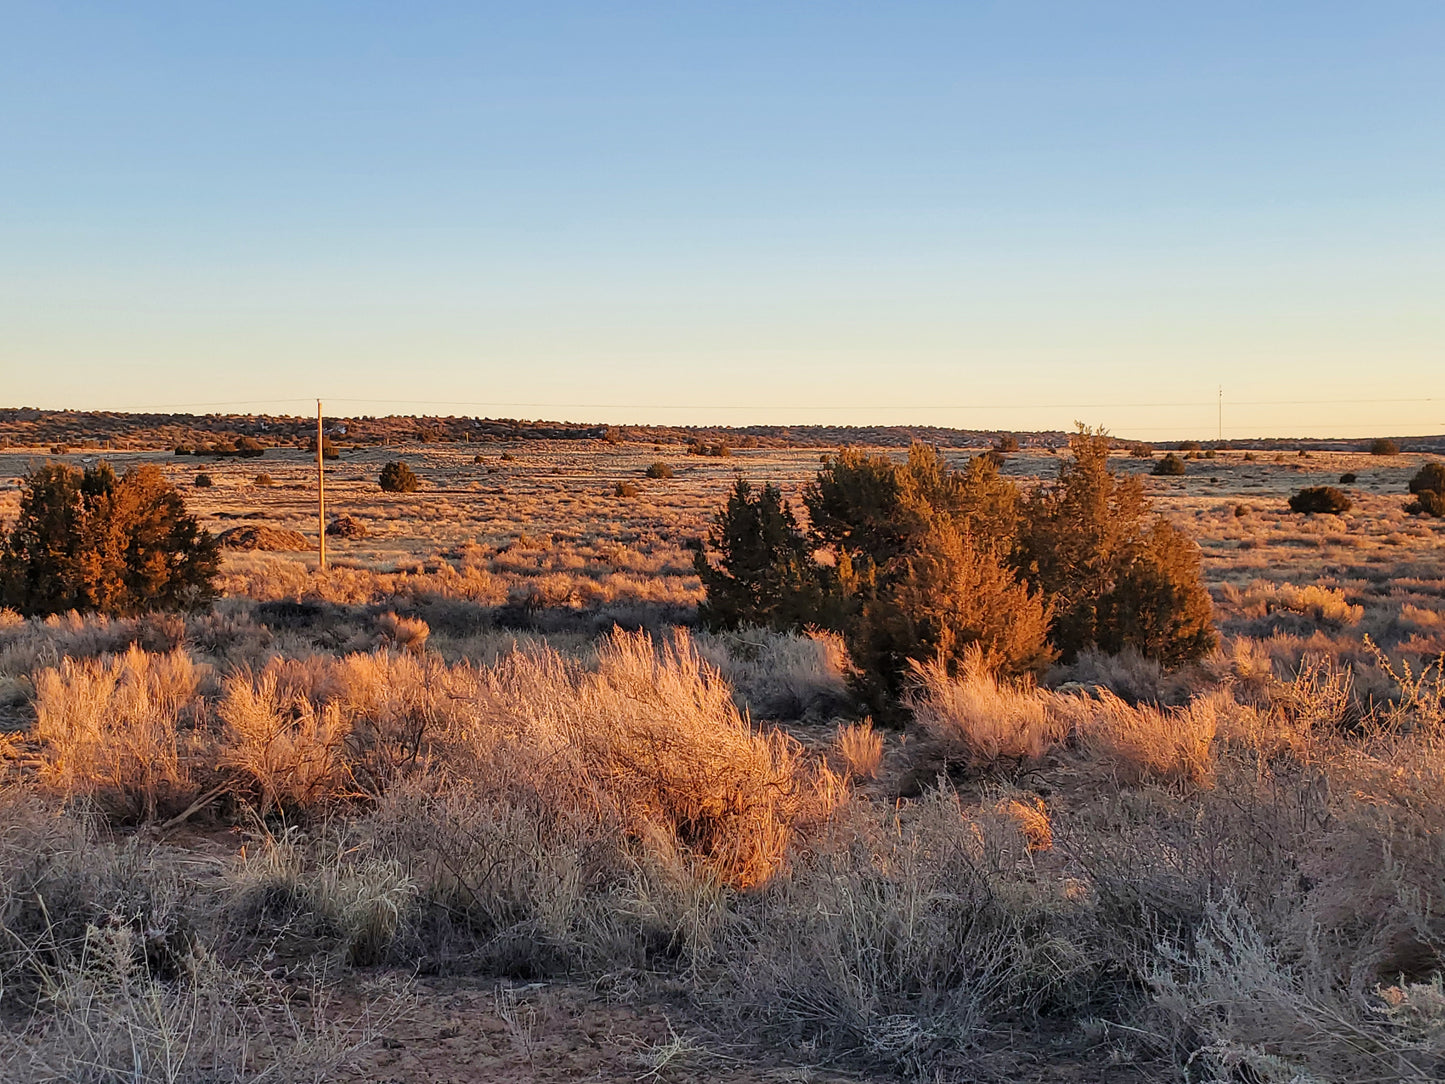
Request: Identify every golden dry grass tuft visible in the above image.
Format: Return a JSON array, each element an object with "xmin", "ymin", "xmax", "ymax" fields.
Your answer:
[{"xmin": 833, "ymin": 719, "xmax": 883, "ymax": 781}]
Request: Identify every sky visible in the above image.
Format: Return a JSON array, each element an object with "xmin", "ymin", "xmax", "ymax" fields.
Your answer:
[{"xmin": 1, "ymin": 2, "xmax": 1442, "ymax": 439}]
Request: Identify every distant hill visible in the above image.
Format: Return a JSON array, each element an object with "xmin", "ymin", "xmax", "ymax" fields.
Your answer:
[
  {"xmin": 1, "ymin": 408, "xmax": 1441, "ymax": 454},
  {"xmin": 0, "ymin": 408, "xmax": 1062, "ymax": 451}
]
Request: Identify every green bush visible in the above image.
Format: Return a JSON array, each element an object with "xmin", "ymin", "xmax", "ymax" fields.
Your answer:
[
  {"xmin": 687, "ymin": 440, "xmax": 731, "ymax": 458},
  {"xmin": 645, "ymin": 461, "xmax": 674, "ymax": 479},
  {"xmin": 1406, "ymin": 490, "xmax": 1445, "ymax": 517},
  {"xmin": 0, "ymin": 462, "xmax": 219, "ymax": 617},
  {"xmin": 695, "ymin": 432, "xmax": 1218, "ymax": 710},
  {"xmin": 1016, "ymin": 428, "xmax": 1216, "ymax": 667},
  {"xmin": 1288, "ymin": 486, "xmax": 1351, "ymax": 514},
  {"xmin": 1369, "ymin": 438, "xmax": 1399, "ymax": 456},
  {"xmin": 379, "ymin": 461, "xmax": 419, "ymax": 493},
  {"xmin": 694, "ymin": 479, "xmax": 819, "ymax": 632},
  {"xmin": 1152, "ymin": 453, "xmax": 1187, "ymax": 476},
  {"xmin": 1405, "ymin": 462, "xmax": 1445, "ymax": 517},
  {"xmin": 1407, "ymin": 462, "xmax": 1445, "ymax": 497}
]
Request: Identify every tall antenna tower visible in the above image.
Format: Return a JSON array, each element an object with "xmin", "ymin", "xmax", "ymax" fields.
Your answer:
[{"xmin": 1218, "ymin": 386, "xmax": 1223, "ymax": 444}]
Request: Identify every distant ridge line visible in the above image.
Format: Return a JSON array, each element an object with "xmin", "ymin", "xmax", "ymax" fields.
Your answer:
[{"xmin": 1, "ymin": 408, "xmax": 1442, "ymax": 453}]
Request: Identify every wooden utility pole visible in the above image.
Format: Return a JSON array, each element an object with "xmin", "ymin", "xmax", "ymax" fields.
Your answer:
[{"xmin": 317, "ymin": 399, "xmax": 327, "ymax": 571}]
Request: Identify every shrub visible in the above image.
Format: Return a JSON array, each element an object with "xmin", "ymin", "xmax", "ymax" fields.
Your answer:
[
  {"xmin": 194, "ymin": 473, "xmax": 214, "ymax": 487},
  {"xmin": 173, "ymin": 445, "xmax": 193, "ymax": 456},
  {"xmin": 500, "ymin": 452, "xmax": 516, "ymax": 461},
  {"xmin": 307, "ymin": 435, "xmax": 340, "ymax": 460},
  {"xmin": 0, "ymin": 462, "xmax": 220, "ymax": 617},
  {"xmin": 1407, "ymin": 461, "xmax": 1445, "ymax": 497},
  {"xmin": 326, "ymin": 515, "xmax": 367, "ymax": 539},
  {"xmin": 1288, "ymin": 486, "xmax": 1351, "ymax": 514},
  {"xmin": 1406, "ymin": 490, "xmax": 1445, "ymax": 517},
  {"xmin": 49, "ymin": 445, "xmax": 69, "ymax": 455},
  {"xmin": 695, "ymin": 480, "xmax": 819, "ymax": 632},
  {"xmin": 1130, "ymin": 444, "xmax": 1155, "ymax": 459},
  {"xmin": 613, "ymin": 481, "xmax": 640, "ymax": 498},
  {"xmin": 994, "ymin": 434, "xmax": 1020, "ymax": 453},
  {"xmin": 1152, "ymin": 453, "xmax": 1187, "ymax": 476},
  {"xmin": 473, "ymin": 454, "xmax": 484, "ymax": 464},
  {"xmin": 687, "ymin": 440, "xmax": 731, "ymax": 458},
  {"xmin": 1370, "ymin": 438, "xmax": 1399, "ymax": 456},
  {"xmin": 1177, "ymin": 441, "xmax": 1201, "ymax": 452},
  {"xmin": 1339, "ymin": 472, "xmax": 1357, "ymax": 484},
  {"xmin": 846, "ymin": 517, "xmax": 1053, "ymax": 701},
  {"xmin": 235, "ymin": 436, "xmax": 265, "ymax": 458},
  {"xmin": 254, "ymin": 473, "xmax": 275, "ymax": 487},
  {"xmin": 378, "ymin": 460, "xmax": 419, "ymax": 493},
  {"xmin": 645, "ymin": 461, "xmax": 674, "ymax": 479},
  {"xmin": 1094, "ymin": 519, "xmax": 1217, "ymax": 669},
  {"xmin": 1016, "ymin": 428, "xmax": 1216, "ymax": 668}
]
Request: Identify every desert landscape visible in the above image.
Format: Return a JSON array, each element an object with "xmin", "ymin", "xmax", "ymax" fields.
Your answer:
[
  {"xmin": 2, "ymin": 426, "xmax": 1443, "ymax": 1082},
  {"xmin": 5, "ymin": 6, "xmax": 1443, "ymax": 1081}
]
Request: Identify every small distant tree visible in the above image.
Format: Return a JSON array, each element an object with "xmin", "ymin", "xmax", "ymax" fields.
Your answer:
[
  {"xmin": 1405, "ymin": 462, "xmax": 1445, "ymax": 517},
  {"xmin": 0, "ymin": 462, "xmax": 219, "ymax": 617},
  {"xmin": 1370, "ymin": 438, "xmax": 1399, "ymax": 456},
  {"xmin": 1152, "ymin": 453, "xmax": 1187, "ymax": 477},
  {"xmin": 1289, "ymin": 487, "xmax": 1351, "ymax": 514},
  {"xmin": 994, "ymin": 434, "xmax": 1020, "ymax": 453},
  {"xmin": 1407, "ymin": 462, "xmax": 1445, "ymax": 497},
  {"xmin": 379, "ymin": 461, "xmax": 419, "ymax": 493},
  {"xmin": 695, "ymin": 480, "xmax": 818, "ymax": 631}
]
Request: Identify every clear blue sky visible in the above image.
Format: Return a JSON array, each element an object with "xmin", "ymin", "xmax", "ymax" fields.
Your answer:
[{"xmin": 2, "ymin": 2, "xmax": 1441, "ymax": 438}]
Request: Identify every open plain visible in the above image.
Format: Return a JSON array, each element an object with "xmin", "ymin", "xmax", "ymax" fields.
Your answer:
[{"xmin": 2, "ymin": 436, "xmax": 1444, "ymax": 1082}]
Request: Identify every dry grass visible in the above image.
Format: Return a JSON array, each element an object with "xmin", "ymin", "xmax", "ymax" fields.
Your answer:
[
  {"xmin": 906, "ymin": 657, "xmax": 1067, "ymax": 765},
  {"xmin": 32, "ymin": 647, "xmax": 207, "ymax": 820},
  {"xmin": 4, "ymin": 439, "xmax": 1445, "ymax": 1080},
  {"xmin": 833, "ymin": 719, "xmax": 883, "ymax": 781}
]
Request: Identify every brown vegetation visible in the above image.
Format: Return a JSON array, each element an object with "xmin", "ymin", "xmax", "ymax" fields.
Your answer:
[{"xmin": 2, "ymin": 434, "xmax": 1445, "ymax": 1080}]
